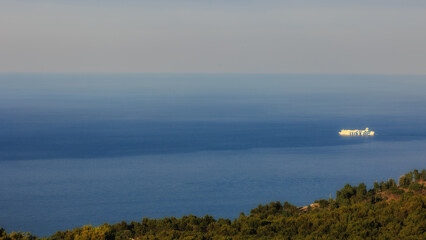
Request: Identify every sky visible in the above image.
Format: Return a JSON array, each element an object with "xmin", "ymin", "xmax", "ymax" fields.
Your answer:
[{"xmin": 1, "ymin": 0, "xmax": 426, "ymax": 74}]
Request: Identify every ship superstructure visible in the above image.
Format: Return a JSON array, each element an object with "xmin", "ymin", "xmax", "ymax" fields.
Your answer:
[{"xmin": 339, "ymin": 128, "xmax": 374, "ymax": 136}]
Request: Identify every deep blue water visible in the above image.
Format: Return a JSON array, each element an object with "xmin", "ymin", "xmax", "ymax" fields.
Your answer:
[{"xmin": 0, "ymin": 73, "xmax": 425, "ymax": 236}]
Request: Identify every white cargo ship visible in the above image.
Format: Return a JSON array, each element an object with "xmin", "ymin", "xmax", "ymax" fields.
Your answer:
[{"xmin": 339, "ymin": 128, "xmax": 374, "ymax": 136}]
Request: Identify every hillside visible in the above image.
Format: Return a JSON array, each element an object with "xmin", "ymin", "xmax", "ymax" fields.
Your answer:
[{"xmin": 1, "ymin": 169, "xmax": 425, "ymax": 240}]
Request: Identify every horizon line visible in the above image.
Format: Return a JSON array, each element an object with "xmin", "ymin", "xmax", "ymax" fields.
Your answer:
[{"xmin": 1, "ymin": 72, "xmax": 426, "ymax": 77}]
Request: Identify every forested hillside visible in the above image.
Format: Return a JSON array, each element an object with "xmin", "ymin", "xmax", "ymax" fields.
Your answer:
[{"xmin": 1, "ymin": 169, "xmax": 425, "ymax": 240}]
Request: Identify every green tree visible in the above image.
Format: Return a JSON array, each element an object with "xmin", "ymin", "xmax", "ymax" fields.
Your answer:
[
  {"xmin": 386, "ymin": 179, "xmax": 397, "ymax": 189},
  {"xmin": 420, "ymin": 169, "xmax": 426, "ymax": 180},
  {"xmin": 0, "ymin": 228, "xmax": 6, "ymax": 238},
  {"xmin": 413, "ymin": 169, "xmax": 420, "ymax": 181},
  {"xmin": 356, "ymin": 183, "xmax": 367, "ymax": 198},
  {"xmin": 399, "ymin": 175, "xmax": 411, "ymax": 188},
  {"xmin": 374, "ymin": 181, "xmax": 380, "ymax": 192}
]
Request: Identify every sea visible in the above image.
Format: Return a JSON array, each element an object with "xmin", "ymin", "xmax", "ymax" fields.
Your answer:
[{"xmin": 0, "ymin": 73, "xmax": 425, "ymax": 236}]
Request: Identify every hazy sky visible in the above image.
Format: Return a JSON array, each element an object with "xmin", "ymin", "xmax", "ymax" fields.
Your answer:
[{"xmin": 1, "ymin": 0, "xmax": 426, "ymax": 74}]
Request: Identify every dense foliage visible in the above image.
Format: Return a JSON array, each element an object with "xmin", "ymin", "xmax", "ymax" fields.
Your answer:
[{"xmin": 1, "ymin": 169, "xmax": 425, "ymax": 240}]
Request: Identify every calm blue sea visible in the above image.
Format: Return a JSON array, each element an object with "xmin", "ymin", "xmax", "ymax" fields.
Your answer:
[{"xmin": 0, "ymin": 74, "xmax": 425, "ymax": 236}]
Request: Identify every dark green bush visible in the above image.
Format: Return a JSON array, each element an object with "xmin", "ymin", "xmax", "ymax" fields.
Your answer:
[{"xmin": 409, "ymin": 183, "xmax": 423, "ymax": 192}]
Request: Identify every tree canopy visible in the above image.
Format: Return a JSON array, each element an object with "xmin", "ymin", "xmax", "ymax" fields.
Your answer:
[{"xmin": 1, "ymin": 169, "xmax": 425, "ymax": 240}]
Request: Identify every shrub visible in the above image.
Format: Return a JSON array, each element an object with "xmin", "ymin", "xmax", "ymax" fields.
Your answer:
[{"xmin": 409, "ymin": 183, "xmax": 423, "ymax": 192}]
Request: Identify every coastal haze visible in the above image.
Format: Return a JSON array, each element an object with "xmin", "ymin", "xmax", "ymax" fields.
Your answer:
[
  {"xmin": 1, "ymin": 0, "xmax": 426, "ymax": 74},
  {"xmin": 1, "ymin": 74, "xmax": 426, "ymax": 236}
]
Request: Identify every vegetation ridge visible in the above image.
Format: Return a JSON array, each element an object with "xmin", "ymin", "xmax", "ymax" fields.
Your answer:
[{"xmin": 1, "ymin": 169, "xmax": 425, "ymax": 240}]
